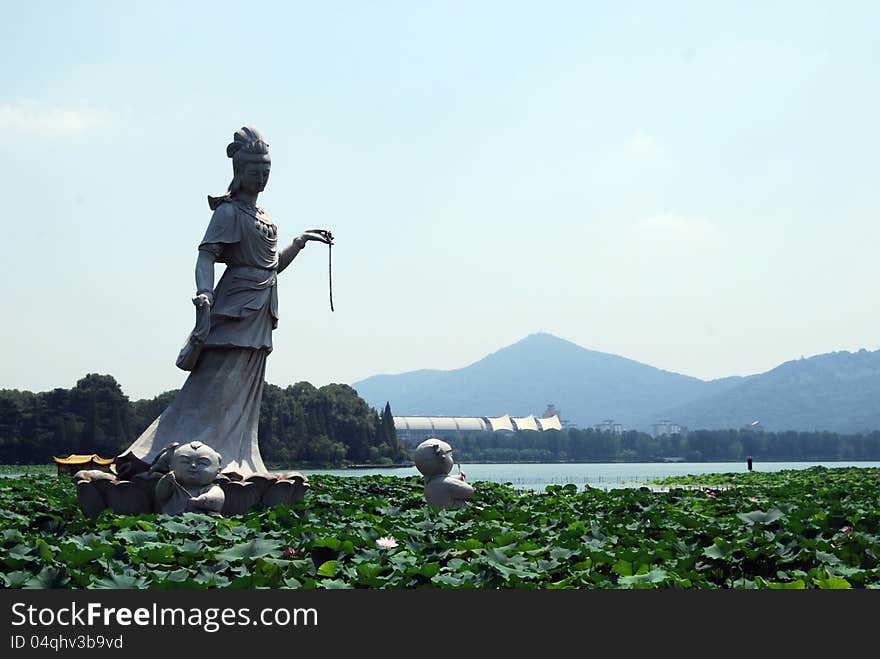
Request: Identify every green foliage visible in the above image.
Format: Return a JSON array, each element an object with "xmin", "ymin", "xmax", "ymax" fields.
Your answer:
[
  {"xmin": 0, "ymin": 374, "xmax": 133, "ymax": 463},
  {"xmin": 0, "ymin": 376, "xmax": 408, "ymax": 468},
  {"xmin": 258, "ymin": 383, "xmax": 408, "ymax": 467},
  {"xmin": 2, "ymin": 466, "xmax": 879, "ymax": 589},
  {"xmin": 440, "ymin": 427, "xmax": 880, "ymax": 463}
]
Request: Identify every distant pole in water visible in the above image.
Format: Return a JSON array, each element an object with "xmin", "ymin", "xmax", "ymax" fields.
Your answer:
[{"xmin": 747, "ymin": 455, "xmax": 753, "ymax": 471}]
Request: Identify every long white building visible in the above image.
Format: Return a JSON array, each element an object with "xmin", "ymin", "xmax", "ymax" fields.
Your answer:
[{"xmin": 394, "ymin": 413, "xmax": 562, "ymax": 446}]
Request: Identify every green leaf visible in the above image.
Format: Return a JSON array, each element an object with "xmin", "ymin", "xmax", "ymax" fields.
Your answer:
[
  {"xmin": 2, "ymin": 529, "xmax": 24, "ymax": 545},
  {"xmin": 549, "ymin": 547, "xmax": 575, "ymax": 561},
  {"xmin": 34, "ymin": 538, "xmax": 54, "ymax": 562},
  {"xmin": 317, "ymin": 578, "xmax": 353, "ymax": 589},
  {"xmin": 619, "ymin": 568, "xmax": 669, "ymax": 587},
  {"xmin": 432, "ymin": 573, "xmax": 465, "ymax": 587},
  {"xmin": 312, "ymin": 537, "xmax": 342, "ymax": 551},
  {"xmin": 737, "ymin": 508, "xmax": 786, "ymax": 525},
  {"xmin": 6, "ymin": 543, "xmax": 33, "ymax": 561},
  {"xmin": 703, "ymin": 539, "xmax": 734, "ymax": 560},
  {"xmin": 89, "ymin": 574, "xmax": 149, "ymax": 589},
  {"xmin": 815, "ymin": 551, "xmax": 842, "ymax": 565},
  {"xmin": 483, "ymin": 547, "xmax": 511, "ymax": 565},
  {"xmin": 765, "ymin": 579, "xmax": 806, "ymax": 589},
  {"xmin": 161, "ymin": 520, "xmax": 195, "ymax": 535},
  {"xmin": 356, "ymin": 563, "xmax": 384, "ymax": 579},
  {"xmin": 215, "ymin": 539, "xmax": 283, "ymax": 562},
  {"xmin": 132, "ymin": 542, "xmax": 177, "ymax": 564},
  {"xmin": 23, "ymin": 567, "xmax": 70, "ymax": 589},
  {"xmin": 455, "ymin": 538, "xmax": 483, "ymax": 551},
  {"xmin": 194, "ymin": 561, "xmax": 231, "ymax": 588},
  {"xmin": 815, "ymin": 577, "xmax": 851, "ymax": 589},
  {"xmin": 2, "ymin": 570, "xmax": 33, "ymax": 588},
  {"xmin": 117, "ymin": 529, "xmax": 159, "ymax": 544},
  {"xmin": 163, "ymin": 568, "xmax": 192, "ymax": 582},
  {"xmin": 316, "ymin": 560, "xmax": 339, "ymax": 577},
  {"xmin": 180, "ymin": 539, "xmax": 204, "ymax": 555}
]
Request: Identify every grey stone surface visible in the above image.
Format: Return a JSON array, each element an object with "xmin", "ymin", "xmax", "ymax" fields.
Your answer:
[
  {"xmin": 116, "ymin": 126, "xmax": 332, "ymax": 479},
  {"xmin": 154, "ymin": 441, "xmax": 225, "ymax": 515},
  {"xmin": 413, "ymin": 438, "xmax": 475, "ymax": 508}
]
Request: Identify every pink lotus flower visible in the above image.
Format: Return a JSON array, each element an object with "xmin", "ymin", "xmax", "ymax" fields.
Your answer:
[
  {"xmin": 375, "ymin": 536, "xmax": 399, "ymax": 549},
  {"xmin": 37, "ymin": 497, "xmax": 46, "ymax": 502},
  {"xmin": 749, "ymin": 496, "xmax": 759, "ymax": 502},
  {"xmin": 283, "ymin": 546, "xmax": 299, "ymax": 558},
  {"xmin": 840, "ymin": 526, "xmax": 854, "ymax": 535},
  {"xmin": 706, "ymin": 490, "xmax": 716, "ymax": 498}
]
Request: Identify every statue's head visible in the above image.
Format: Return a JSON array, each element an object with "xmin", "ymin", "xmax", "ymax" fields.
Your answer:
[
  {"xmin": 170, "ymin": 441, "xmax": 222, "ymax": 487},
  {"xmin": 227, "ymin": 126, "xmax": 271, "ymax": 196},
  {"xmin": 414, "ymin": 438, "xmax": 454, "ymax": 477}
]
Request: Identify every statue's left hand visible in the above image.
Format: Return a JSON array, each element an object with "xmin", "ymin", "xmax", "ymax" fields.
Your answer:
[{"xmin": 300, "ymin": 229, "xmax": 334, "ymax": 245}]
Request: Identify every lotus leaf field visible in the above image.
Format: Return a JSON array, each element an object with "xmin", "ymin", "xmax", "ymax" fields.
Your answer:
[{"xmin": 1, "ymin": 466, "xmax": 879, "ymax": 589}]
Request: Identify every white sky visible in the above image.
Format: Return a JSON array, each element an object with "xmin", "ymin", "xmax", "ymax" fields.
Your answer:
[{"xmin": 1, "ymin": 1, "xmax": 878, "ymax": 400}]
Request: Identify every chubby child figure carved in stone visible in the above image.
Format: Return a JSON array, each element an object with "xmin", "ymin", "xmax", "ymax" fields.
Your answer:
[
  {"xmin": 155, "ymin": 441, "xmax": 225, "ymax": 515},
  {"xmin": 414, "ymin": 438, "xmax": 474, "ymax": 509}
]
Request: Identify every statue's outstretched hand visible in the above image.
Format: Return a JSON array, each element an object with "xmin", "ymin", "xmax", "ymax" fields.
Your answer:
[{"xmin": 301, "ymin": 229, "xmax": 334, "ymax": 245}]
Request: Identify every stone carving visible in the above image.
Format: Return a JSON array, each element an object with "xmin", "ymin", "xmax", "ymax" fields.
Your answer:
[
  {"xmin": 154, "ymin": 442, "xmax": 225, "ymax": 515},
  {"xmin": 115, "ymin": 126, "xmax": 333, "ymax": 481},
  {"xmin": 218, "ymin": 472, "xmax": 310, "ymax": 515},
  {"xmin": 72, "ymin": 441, "xmax": 310, "ymax": 517},
  {"xmin": 73, "ymin": 469, "xmax": 153, "ymax": 517},
  {"xmin": 413, "ymin": 438, "xmax": 474, "ymax": 508}
]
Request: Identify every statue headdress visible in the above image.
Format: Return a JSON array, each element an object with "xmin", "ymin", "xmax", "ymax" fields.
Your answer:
[
  {"xmin": 208, "ymin": 126, "xmax": 271, "ymax": 210},
  {"xmin": 226, "ymin": 126, "xmax": 270, "ymax": 162}
]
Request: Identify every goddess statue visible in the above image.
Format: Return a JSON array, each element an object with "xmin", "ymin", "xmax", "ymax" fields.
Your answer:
[{"xmin": 116, "ymin": 126, "xmax": 331, "ymax": 479}]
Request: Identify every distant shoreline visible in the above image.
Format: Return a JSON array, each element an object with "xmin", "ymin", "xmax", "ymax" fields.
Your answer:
[{"xmin": 268, "ymin": 462, "xmax": 416, "ymax": 471}]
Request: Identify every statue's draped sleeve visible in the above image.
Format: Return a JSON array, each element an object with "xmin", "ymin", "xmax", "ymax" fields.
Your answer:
[{"xmin": 199, "ymin": 203, "xmax": 240, "ymax": 260}]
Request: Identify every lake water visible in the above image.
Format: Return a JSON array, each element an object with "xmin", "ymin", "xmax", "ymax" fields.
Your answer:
[
  {"xmin": 7, "ymin": 460, "xmax": 879, "ymax": 490},
  {"xmin": 295, "ymin": 460, "xmax": 880, "ymax": 491}
]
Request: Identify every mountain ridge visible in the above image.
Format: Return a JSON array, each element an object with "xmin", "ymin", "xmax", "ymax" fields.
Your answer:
[{"xmin": 352, "ymin": 333, "xmax": 880, "ymax": 433}]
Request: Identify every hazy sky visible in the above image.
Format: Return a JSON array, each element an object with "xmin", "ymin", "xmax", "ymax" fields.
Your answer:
[{"xmin": 2, "ymin": 1, "xmax": 878, "ymax": 401}]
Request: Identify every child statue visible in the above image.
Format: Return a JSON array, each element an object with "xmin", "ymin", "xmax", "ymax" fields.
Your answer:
[
  {"xmin": 413, "ymin": 438, "xmax": 474, "ymax": 508},
  {"xmin": 154, "ymin": 441, "xmax": 225, "ymax": 515}
]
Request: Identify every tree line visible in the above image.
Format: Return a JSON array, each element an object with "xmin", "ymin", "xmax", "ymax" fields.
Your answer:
[
  {"xmin": 439, "ymin": 427, "xmax": 880, "ymax": 463},
  {"xmin": 0, "ymin": 374, "xmax": 406, "ymax": 468},
  {"xmin": 4, "ymin": 373, "xmax": 880, "ymax": 468}
]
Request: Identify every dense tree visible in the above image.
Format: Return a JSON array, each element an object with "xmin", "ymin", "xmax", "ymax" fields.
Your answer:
[
  {"xmin": 433, "ymin": 428, "xmax": 880, "ymax": 464},
  {"xmin": 2, "ymin": 375, "xmax": 880, "ymax": 466},
  {"xmin": 0, "ymin": 375, "xmax": 408, "ymax": 467},
  {"xmin": 0, "ymin": 374, "xmax": 133, "ymax": 463}
]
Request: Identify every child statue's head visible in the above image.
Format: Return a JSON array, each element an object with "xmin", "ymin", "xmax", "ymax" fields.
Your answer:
[
  {"xmin": 414, "ymin": 438, "xmax": 454, "ymax": 478},
  {"xmin": 170, "ymin": 441, "xmax": 222, "ymax": 487}
]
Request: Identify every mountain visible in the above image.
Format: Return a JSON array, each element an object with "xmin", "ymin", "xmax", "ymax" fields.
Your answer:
[
  {"xmin": 654, "ymin": 349, "xmax": 880, "ymax": 434},
  {"xmin": 353, "ymin": 334, "xmax": 880, "ymax": 433},
  {"xmin": 352, "ymin": 333, "xmax": 742, "ymax": 429}
]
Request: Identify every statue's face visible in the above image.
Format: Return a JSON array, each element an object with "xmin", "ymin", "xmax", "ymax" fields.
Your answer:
[
  {"xmin": 240, "ymin": 161, "xmax": 271, "ymax": 196},
  {"xmin": 171, "ymin": 444, "xmax": 221, "ymax": 486}
]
